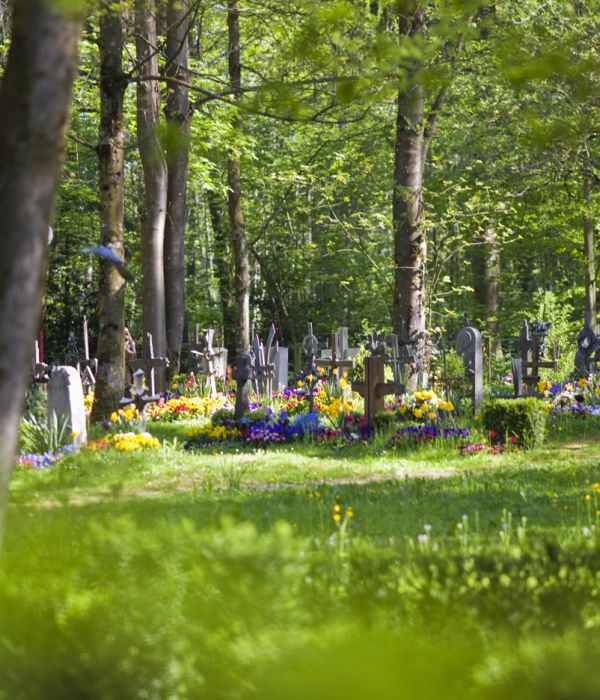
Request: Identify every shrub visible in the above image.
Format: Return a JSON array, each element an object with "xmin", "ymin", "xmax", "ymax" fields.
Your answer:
[
  {"xmin": 482, "ymin": 398, "xmax": 547, "ymax": 448},
  {"xmin": 373, "ymin": 411, "xmax": 397, "ymax": 434}
]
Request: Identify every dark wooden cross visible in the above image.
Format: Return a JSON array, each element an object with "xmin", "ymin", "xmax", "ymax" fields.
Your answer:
[
  {"xmin": 519, "ymin": 320, "xmax": 556, "ymax": 391},
  {"xmin": 129, "ymin": 332, "xmax": 170, "ymax": 396}
]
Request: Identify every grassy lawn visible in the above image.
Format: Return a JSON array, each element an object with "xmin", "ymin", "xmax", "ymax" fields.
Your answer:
[{"xmin": 3, "ymin": 425, "xmax": 600, "ymax": 698}]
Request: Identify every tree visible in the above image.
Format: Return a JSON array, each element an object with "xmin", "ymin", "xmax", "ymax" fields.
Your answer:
[
  {"xmin": 135, "ymin": 0, "xmax": 168, "ymax": 387},
  {"xmin": 91, "ymin": 1, "xmax": 127, "ymax": 422},
  {"xmin": 227, "ymin": 0, "xmax": 250, "ymax": 352},
  {"xmin": 164, "ymin": 0, "xmax": 191, "ymax": 374},
  {"xmin": 0, "ymin": 0, "xmax": 80, "ymax": 534}
]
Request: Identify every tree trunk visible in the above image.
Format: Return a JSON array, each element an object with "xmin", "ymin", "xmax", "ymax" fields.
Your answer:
[
  {"xmin": 392, "ymin": 7, "xmax": 427, "ymax": 388},
  {"xmin": 471, "ymin": 224, "xmax": 502, "ymax": 357},
  {"xmin": 91, "ymin": 5, "xmax": 127, "ymax": 422},
  {"xmin": 164, "ymin": 0, "xmax": 190, "ymax": 375},
  {"xmin": 208, "ymin": 190, "xmax": 237, "ymax": 352},
  {"xmin": 0, "ymin": 0, "xmax": 80, "ymax": 534},
  {"xmin": 583, "ymin": 164, "xmax": 596, "ymax": 328},
  {"xmin": 227, "ymin": 0, "xmax": 250, "ymax": 352},
  {"xmin": 136, "ymin": 0, "xmax": 168, "ymax": 389}
]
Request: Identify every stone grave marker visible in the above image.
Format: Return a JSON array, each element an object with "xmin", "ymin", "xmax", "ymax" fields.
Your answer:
[
  {"xmin": 455, "ymin": 323, "xmax": 483, "ymax": 412},
  {"xmin": 47, "ymin": 366, "xmax": 87, "ymax": 446}
]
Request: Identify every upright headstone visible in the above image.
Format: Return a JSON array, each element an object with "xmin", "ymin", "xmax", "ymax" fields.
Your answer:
[
  {"xmin": 455, "ymin": 325, "xmax": 484, "ymax": 412},
  {"xmin": 47, "ymin": 366, "xmax": 87, "ymax": 447},
  {"xmin": 271, "ymin": 345, "xmax": 289, "ymax": 392},
  {"xmin": 512, "ymin": 358, "xmax": 523, "ymax": 398}
]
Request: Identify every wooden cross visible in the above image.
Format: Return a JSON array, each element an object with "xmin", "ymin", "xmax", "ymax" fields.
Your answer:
[
  {"xmin": 352, "ymin": 356, "xmax": 404, "ymax": 426},
  {"xmin": 129, "ymin": 332, "xmax": 170, "ymax": 396},
  {"xmin": 520, "ymin": 320, "xmax": 556, "ymax": 389}
]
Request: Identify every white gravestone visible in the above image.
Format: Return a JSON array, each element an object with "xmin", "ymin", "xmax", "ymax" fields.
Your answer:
[{"xmin": 47, "ymin": 366, "xmax": 87, "ymax": 447}]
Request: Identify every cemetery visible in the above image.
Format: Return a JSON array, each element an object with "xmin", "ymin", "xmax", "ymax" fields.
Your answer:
[{"xmin": 3, "ymin": 2, "xmax": 600, "ymax": 698}]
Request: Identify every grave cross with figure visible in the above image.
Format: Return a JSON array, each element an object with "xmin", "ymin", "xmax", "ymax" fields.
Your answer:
[{"xmin": 182, "ymin": 326, "xmax": 228, "ymax": 397}]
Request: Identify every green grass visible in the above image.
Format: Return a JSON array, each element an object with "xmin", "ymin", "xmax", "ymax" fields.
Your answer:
[{"xmin": 3, "ymin": 422, "xmax": 600, "ymax": 698}]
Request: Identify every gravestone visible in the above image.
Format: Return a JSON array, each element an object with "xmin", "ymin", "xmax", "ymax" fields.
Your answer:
[
  {"xmin": 47, "ymin": 366, "xmax": 87, "ymax": 447},
  {"xmin": 233, "ymin": 353, "xmax": 254, "ymax": 419},
  {"xmin": 271, "ymin": 345, "xmax": 289, "ymax": 392},
  {"xmin": 455, "ymin": 324, "xmax": 483, "ymax": 412},
  {"xmin": 293, "ymin": 322, "xmax": 323, "ymax": 413},
  {"xmin": 575, "ymin": 312, "xmax": 600, "ymax": 374},
  {"xmin": 512, "ymin": 358, "xmax": 523, "ymax": 398}
]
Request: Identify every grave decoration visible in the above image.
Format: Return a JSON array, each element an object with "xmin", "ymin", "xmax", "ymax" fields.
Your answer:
[
  {"xmin": 455, "ymin": 322, "xmax": 484, "ymax": 412},
  {"xmin": 128, "ymin": 332, "xmax": 169, "ymax": 396},
  {"xmin": 513, "ymin": 320, "xmax": 556, "ymax": 397},
  {"xmin": 575, "ymin": 313, "xmax": 600, "ymax": 374},
  {"xmin": 294, "ymin": 322, "xmax": 327, "ymax": 413},
  {"xmin": 31, "ymin": 339, "xmax": 49, "ymax": 384},
  {"xmin": 181, "ymin": 326, "xmax": 227, "ymax": 397},
  {"xmin": 352, "ymin": 334, "xmax": 405, "ymax": 426}
]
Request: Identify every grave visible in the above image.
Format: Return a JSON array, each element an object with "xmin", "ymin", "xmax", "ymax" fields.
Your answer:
[
  {"xmin": 271, "ymin": 345, "xmax": 288, "ymax": 392},
  {"xmin": 47, "ymin": 366, "xmax": 87, "ymax": 446},
  {"xmin": 575, "ymin": 312, "xmax": 600, "ymax": 374},
  {"xmin": 294, "ymin": 323, "xmax": 325, "ymax": 413},
  {"xmin": 251, "ymin": 325, "xmax": 276, "ymax": 396},
  {"xmin": 182, "ymin": 326, "xmax": 227, "ymax": 396},
  {"xmin": 129, "ymin": 332, "xmax": 170, "ymax": 395},
  {"xmin": 455, "ymin": 323, "xmax": 484, "ymax": 412},
  {"xmin": 514, "ymin": 320, "xmax": 556, "ymax": 395},
  {"xmin": 352, "ymin": 335, "xmax": 405, "ymax": 425},
  {"xmin": 315, "ymin": 327, "xmax": 356, "ymax": 383},
  {"xmin": 120, "ymin": 368, "xmax": 162, "ymax": 415}
]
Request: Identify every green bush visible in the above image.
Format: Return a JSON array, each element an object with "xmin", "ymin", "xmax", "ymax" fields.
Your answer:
[
  {"xmin": 482, "ymin": 398, "xmax": 547, "ymax": 448},
  {"xmin": 373, "ymin": 411, "xmax": 397, "ymax": 434}
]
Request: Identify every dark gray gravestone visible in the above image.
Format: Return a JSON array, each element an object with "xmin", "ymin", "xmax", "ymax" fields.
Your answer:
[
  {"xmin": 233, "ymin": 353, "xmax": 254, "ymax": 420},
  {"xmin": 512, "ymin": 358, "xmax": 523, "ymax": 398},
  {"xmin": 455, "ymin": 325, "xmax": 483, "ymax": 412},
  {"xmin": 47, "ymin": 366, "xmax": 87, "ymax": 446}
]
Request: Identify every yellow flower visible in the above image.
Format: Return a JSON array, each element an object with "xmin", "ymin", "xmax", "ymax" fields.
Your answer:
[
  {"xmin": 427, "ymin": 412, "xmax": 436, "ymax": 421},
  {"xmin": 578, "ymin": 378, "xmax": 587, "ymax": 388},
  {"xmin": 110, "ymin": 412, "xmax": 118, "ymax": 423},
  {"xmin": 339, "ymin": 378, "xmax": 347, "ymax": 389},
  {"xmin": 537, "ymin": 380, "xmax": 546, "ymax": 394},
  {"xmin": 413, "ymin": 408, "xmax": 423, "ymax": 419},
  {"xmin": 346, "ymin": 508, "xmax": 353, "ymax": 518},
  {"xmin": 334, "ymin": 504, "xmax": 341, "ymax": 513},
  {"xmin": 400, "ymin": 405, "xmax": 407, "ymax": 414},
  {"xmin": 307, "ymin": 374, "xmax": 314, "ymax": 382},
  {"xmin": 333, "ymin": 513, "xmax": 341, "ymax": 523}
]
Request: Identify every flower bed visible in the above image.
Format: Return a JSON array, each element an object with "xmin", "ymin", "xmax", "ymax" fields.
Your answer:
[{"xmin": 15, "ymin": 443, "xmax": 78, "ymax": 469}]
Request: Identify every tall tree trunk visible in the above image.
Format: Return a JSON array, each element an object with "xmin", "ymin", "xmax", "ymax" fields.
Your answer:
[
  {"xmin": 471, "ymin": 224, "xmax": 502, "ymax": 357},
  {"xmin": 583, "ymin": 156, "xmax": 596, "ymax": 328},
  {"xmin": 393, "ymin": 7, "xmax": 427, "ymax": 388},
  {"xmin": 227, "ymin": 0, "xmax": 250, "ymax": 352},
  {"xmin": 164, "ymin": 0, "xmax": 190, "ymax": 375},
  {"xmin": 208, "ymin": 190, "xmax": 237, "ymax": 352},
  {"xmin": 136, "ymin": 0, "xmax": 168, "ymax": 388},
  {"xmin": 91, "ymin": 5, "xmax": 127, "ymax": 422},
  {"xmin": 0, "ymin": 0, "xmax": 80, "ymax": 534}
]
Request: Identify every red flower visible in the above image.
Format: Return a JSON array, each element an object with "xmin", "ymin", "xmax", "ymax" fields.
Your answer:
[{"xmin": 489, "ymin": 431, "xmax": 497, "ymax": 438}]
